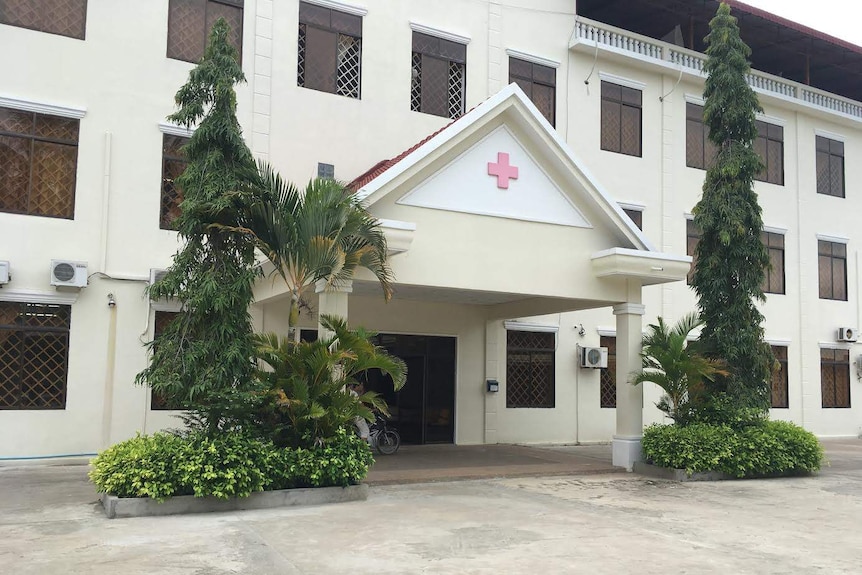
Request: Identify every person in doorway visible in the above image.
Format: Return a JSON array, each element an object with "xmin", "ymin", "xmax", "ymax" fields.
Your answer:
[{"xmin": 349, "ymin": 383, "xmax": 370, "ymax": 443}]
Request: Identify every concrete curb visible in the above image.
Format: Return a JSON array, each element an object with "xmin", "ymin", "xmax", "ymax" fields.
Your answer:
[
  {"xmin": 633, "ymin": 462, "xmax": 733, "ymax": 482},
  {"xmin": 99, "ymin": 484, "xmax": 369, "ymax": 519}
]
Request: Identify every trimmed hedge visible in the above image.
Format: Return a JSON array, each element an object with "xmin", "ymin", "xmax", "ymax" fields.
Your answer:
[
  {"xmin": 642, "ymin": 420, "xmax": 823, "ymax": 478},
  {"xmin": 89, "ymin": 427, "xmax": 373, "ymax": 501}
]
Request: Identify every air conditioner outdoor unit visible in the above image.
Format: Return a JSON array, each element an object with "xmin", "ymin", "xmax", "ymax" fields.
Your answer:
[
  {"xmin": 50, "ymin": 260, "xmax": 88, "ymax": 288},
  {"xmin": 150, "ymin": 268, "xmax": 168, "ymax": 285},
  {"xmin": 0, "ymin": 261, "xmax": 9, "ymax": 285},
  {"xmin": 837, "ymin": 327, "xmax": 858, "ymax": 343},
  {"xmin": 580, "ymin": 346, "xmax": 608, "ymax": 369}
]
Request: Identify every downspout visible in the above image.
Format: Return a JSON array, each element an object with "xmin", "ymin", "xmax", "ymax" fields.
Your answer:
[{"xmin": 102, "ymin": 293, "xmax": 118, "ymax": 448}]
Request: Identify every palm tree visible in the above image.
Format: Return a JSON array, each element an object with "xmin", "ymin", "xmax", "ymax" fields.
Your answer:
[
  {"xmin": 246, "ymin": 164, "xmax": 393, "ymax": 330},
  {"xmin": 253, "ymin": 315, "xmax": 407, "ymax": 448},
  {"xmin": 632, "ymin": 312, "xmax": 726, "ymax": 423}
]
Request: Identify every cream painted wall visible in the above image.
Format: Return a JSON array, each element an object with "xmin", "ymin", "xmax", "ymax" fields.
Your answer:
[{"xmin": 4, "ymin": 0, "xmax": 862, "ymax": 458}]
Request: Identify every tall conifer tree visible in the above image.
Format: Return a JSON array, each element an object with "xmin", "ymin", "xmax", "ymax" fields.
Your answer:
[
  {"xmin": 691, "ymin": 3, "xmax": 774, "ymax": 416},
  {"xmin": 137, "ymin": 19, "xmax": 259, "ymax": 432}
]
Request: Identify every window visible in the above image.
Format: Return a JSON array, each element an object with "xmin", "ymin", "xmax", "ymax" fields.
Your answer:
[
  {"xmin": 160, "ymin": 135, "xmax": 190, "ymax": 230},
  {"xmin": 761, "ymin": 231, "xmax": 785, "ymax": 294},
  {"xmin": 600, "ymin": 335, "xmax": 616, "ymax": 408},
  {"xmin": 297, "ymin": 1, "xmax": 362, "ymax": 99},
  {"xmin": 167, "ymin": 0, "xmax": 243, "ymax": 64},
  {"xmin": 506, "ymin": 330, "xmax": 554, "ymax": 408},
  {"xmin": 410, "ymin": 32, "xmax": 466, "ymax": 119},
  {"xmin": 686, "ymin": 219, "xmax": 701, "ymax": 285},
  {"xmin": 818, "ymin": 240, "xmax": 847, "ymax": 301},
  {"xmin": 623, "ymin": 208, "xmax": 643, "ymax": 231},
  {"xmin": 0, "ymin": 0, "xmax": 87, "ymax": 39},
  {"xmin": 685, "ymin": 103, "xmax": 718, "ymax": 170},
  {"xmin": 820, "ymin": 348, "xmax": 850, "ymax": 408},
  {"xmin": 0, "ymin": 302, "xmax": 71, "ymax": 409},
  {"xmin": 317, "ymin": 162, "xmax": 335, "ymax": 179},
  {"xmin": 508, "ymin": 57, "xmax": 555, "ymax": 126},
  {"xmin": 0, "ymin": 106, "xmax": 79, "ymax": 219},
  {"xmin": 770, "ymin": 345, "xmax": 788, "ymax": 408},
  {"xmin": 754, "ymin": 120, "xmax": 784, "ymax": 185},
  {"xmin": 600, "ymin": 81, "xmax": 641, "ymax": 157},
  {"xmin": 151, "ymin": 311, "xmax": 181, "ymax": 410},
  {"xmin": 816, "ymin": 136, "xmax": 844, "ymax": 197}
]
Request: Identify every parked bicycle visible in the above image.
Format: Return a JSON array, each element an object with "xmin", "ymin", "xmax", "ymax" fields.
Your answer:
[{"xmin": 369, "ymin": 414, "xmax": 401, "ymax": 455}]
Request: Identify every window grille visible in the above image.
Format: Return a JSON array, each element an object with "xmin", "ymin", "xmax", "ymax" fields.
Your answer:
[
  {"xmin": 770, "ymin": 345, "xmax": 788, "ymax": 408},
  {"xmin": 816, "ymin": 136, "xmax": 844, "ymax": 197},
  {"xmin": 297, "ymin": 2, "xmax": 362, "ymax": 99},
  {"xmin": 508, "ymin": 57, "xmax": 556, "ymax": 126},
  {"xmin": 599, "ymin": 336, "xmax": 616, "ymax": 408},
  {"xmin": 167, "ymin": 0, "xmax": 243, "ymax": 64},
  {"xmin": 820, "ymin": 348, "xmax": 850, "ymax": 408},
  {"xmin": 0, "ymin": 0, "xmax": 87, "ymax": 39},
  {"xmin": 160, "ymin": 134, "xmax": 190, "ymax": 230},
  {"xmin": 410, "ymin": 32, "xmax": 466, "ymax": 119},
  {"xmin": 600, "ymin": 81, "xmax": 641, "ymax": 157},
  {"xmin": 818, "ymin": 240, "xmax": 847, "ymax": 300},
  {"xmin": 506, "ymin": 330, "xmax": 555, "ymax": 408}
]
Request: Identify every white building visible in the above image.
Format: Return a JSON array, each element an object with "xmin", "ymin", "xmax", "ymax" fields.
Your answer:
[{"xmin": 2, "ymin": 0, "xmax": 860, "ymax": 467}]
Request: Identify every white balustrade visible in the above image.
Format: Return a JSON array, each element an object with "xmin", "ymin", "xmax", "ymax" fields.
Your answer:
[{"xmin": 573, "ymin": 16, "xmax": 862, "ymax": 121}]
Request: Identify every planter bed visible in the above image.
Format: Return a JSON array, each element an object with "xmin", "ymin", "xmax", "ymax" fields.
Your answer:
[
  {"xmin": 633, "ymin": 461, "xmax": 733, "ymax": 482},
  {"xmin": 99, "ymin": 483, "xmax": 368, "ymax": 519}
]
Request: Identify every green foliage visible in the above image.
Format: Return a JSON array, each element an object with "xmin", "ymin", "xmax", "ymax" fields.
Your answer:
[
  {"xmin": 253, "ymin": 315, "xmax": 407, "ymax": 448},
  {"xmin": 642, "ymin": 421, "xmax": 824, "ymax": 478},
  {"xmin": 136, "ymin": 18, "xmax": 262, "ymax": 433},
  {"xmin": 90, "ymin": 428, "xmax": 372, "ymax": 501},
  {"xmin": 691, "ymin": 3, "xmax": 774, "ymax": 417},
  {"xmin": 245, "ymin": 167, "xmax": 393, "ymax": 328},
  {"xmin": 632, "ymin": 313, "xmax": 726, "ymax": 423}
]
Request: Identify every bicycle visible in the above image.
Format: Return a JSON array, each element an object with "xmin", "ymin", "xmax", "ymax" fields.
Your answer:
[{"xmin": 369, "ymin": 414, "xmax": 401, "ymax": 455}]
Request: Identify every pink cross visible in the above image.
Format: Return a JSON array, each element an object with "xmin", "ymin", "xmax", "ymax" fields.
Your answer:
[{"xmin": 487, "ymin": 152, "xmax": 519, "ymax": 189}]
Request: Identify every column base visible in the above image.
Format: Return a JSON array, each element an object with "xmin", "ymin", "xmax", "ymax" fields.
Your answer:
[{"xmin": 612, "ymin": 435, "xmax": 643, "ymax": 471}]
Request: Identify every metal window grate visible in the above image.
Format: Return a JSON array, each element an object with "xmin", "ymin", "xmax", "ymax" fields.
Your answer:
[
  {"xmin": 410, "ymin": 52, "xmax": 423, "ymax": 112},
  {"xmin": 0, "ymin": 302, "xmax": 71, "ymax": 410},
  {"xmin": 447, "ymin": 61, "xmax": 465, "ymax": 119},
  {"xmin": 0, "ymin": 0, "xmax": 87, "ymax": 39},
  {"xmin": 0, "ymin": 107, "xmax": 78, "ymax": 219},
  {"xmin": 818, "ymin": 240, "xmax": 847, "ymax": 300},
  {"xmin": 770, "ymin": 345, "xmax": 789, "ymax": 408},
  {"xmin": 506, "ymin": 330, "xmax": 555, "ymax": 408},
  {"xmin": 761, "ymin": 231, "xmax": 785, "ymax": 294},
  {"xmin": 297, "ymin": 23, "xmax": 307, "ymax": 86},
  {"xmin": 820, "ymin": 348, "xmax": 850, "ymax": 408},
  {"xmin": 150, "ymin": 311, "xmax": 182, "ymax": 410},
  {"xmin": 160, "ymin": 135, "xmax": 190, "ymax": 230},
  {"xmin": 600, "ymin": 81, "xmax": 642, "ymax": 157},
  {"xmin": 599, "ymin": 336, "xmax": 617, "ymax": 408},
  {"xmin": 816, "ymin": 136, "xmax": 845, "ymax": 197},
  {"xmin": 317, "ymin": 162, "xmax": 335, "ymax": 179},
  {"xmin": 754, "ymin": 120, "xmax": 784, "ymax": 185},
  {"xmin": 336, "ymin": 34, "xmax": 361, "ymax": 98},
  {"xmin": 167, "ymin": 0, "xmax": 243, "ymax": 64}
]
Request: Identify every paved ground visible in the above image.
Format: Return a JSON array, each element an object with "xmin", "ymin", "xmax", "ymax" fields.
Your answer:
[{"xmin": 0, "ymin": 439, "xmax": 860, "ymax": 574}]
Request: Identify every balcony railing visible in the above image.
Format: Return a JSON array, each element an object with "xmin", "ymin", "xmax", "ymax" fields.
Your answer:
[{"xmin": 573, "ymin": 16, "xmax": 862, "ymax": 121}]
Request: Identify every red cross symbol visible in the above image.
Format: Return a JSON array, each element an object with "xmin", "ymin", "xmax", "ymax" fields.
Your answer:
[{"xmin": 487, "ymin": 152, "xmax": 519, "ymax": 189}]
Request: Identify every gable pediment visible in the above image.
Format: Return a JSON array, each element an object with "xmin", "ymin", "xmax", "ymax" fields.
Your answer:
[{"xmin": 396, "ymin": 126, "xmax": 591, "ymax": 228}]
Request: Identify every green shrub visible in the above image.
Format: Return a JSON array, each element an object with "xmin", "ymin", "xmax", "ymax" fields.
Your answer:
[
  {"xmin": 90, "ymin": 428, "xmax": 373, "ymax": 501},
  {"xmin": 642, "ymin": 421, "xmax": 823, "ymax": 478}
]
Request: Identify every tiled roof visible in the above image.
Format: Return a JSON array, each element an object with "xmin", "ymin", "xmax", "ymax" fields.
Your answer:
[{"xmin": 347, "ymin": 117, "xmax": 464, "ymax": 192}]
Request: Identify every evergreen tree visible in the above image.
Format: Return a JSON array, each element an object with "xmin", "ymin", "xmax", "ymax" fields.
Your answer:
[
  {"xmin": 691, "ymin": 3, "xmax": 774, "ymax": 417},
  {"xmin": 136, "ymin": 19, "xmax": 260, "ymax": 433}
]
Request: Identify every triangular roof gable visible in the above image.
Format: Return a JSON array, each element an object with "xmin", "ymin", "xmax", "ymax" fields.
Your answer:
[{"xmin": 355, "ymin": 83, "xmax": 653, "ymax": 251}]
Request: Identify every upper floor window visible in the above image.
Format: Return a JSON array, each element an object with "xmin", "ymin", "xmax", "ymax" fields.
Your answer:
[
  {"xmin": 167, "ymin": 0, "xmax": 243, "ymax": 64},
  {"xmin": 0, "ymin": 301, "xmax": 71, "ymax": 410},
  {"xmin": 160, "ymin": 134, "xmax": 190, "ymax": 230},
  {"xmin": 506, "ymin": 330, "xmax": 554, "ymax": 408},
  {"xmin": 0, "ymin": 0, "xmax": 86, "ymax": 39},
  {"xmin": 770, "ymin": 345, "xmax": 788, "ymax": 408},
  {"xmin": 622, "ymin": 208, "xmax": 643, "ymax": 231},
  {"xmin": 816, "ymin": 136, "xmax": 844, "ymax": 198},
  {"xmin": 410, "ymin": 32, "xmax": 466, "ymax": 119},
  {"xmin": 508, "ymin": 57, "xmax": 555, "ymax": 126},
  {"xmin": 599, "ymin": 335, "xmax": 616, "ymax": 408},
  {"xmin": 761, "ymin": 231, "xmax": 785, "ymax": 295},
  {"xmin": 686, "ymin": 219, "xmax": 701, "ymax": 285},
  {"xmin": 754, "ymin": 120, "xmax": 784, "ymax": 185},
  {"xmin": 820, "ymin": 348, "xmax": 850, "ymax": 408},
  {"xmin": 600, "ymin": 81, "xmax": 641, "ymax": 157},
  {"xmin": 297, "ymin": 1, "xmax": 362, "ymax": 99},
  {"xmin": 151, "ymin": 311, "xmax": 183, "ymax": 410},
  {"xmin": 818, "ymin": 240, "xmax": 847, "ymax": 301},
  {"xmin": 0, "ymin": 106, "xmax": 79, "ymax": 219},
  {"xmin": 685, "ymin": 103, "xmax": 718, "ymax": 170}
]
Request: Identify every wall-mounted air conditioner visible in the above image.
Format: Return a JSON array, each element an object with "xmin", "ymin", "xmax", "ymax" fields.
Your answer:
[
  {"xmin": 838, "ymin": 327, "xmax": 858, "ymax": 343},
  {"xmin": 580, "ymin": 346, "xmax": 608, "ymax": 369},
  {"xmin": 150, "ymin": 268, "xmax": 168, "ymax": 285},
  {"xmin": 0, "ymin": 261, "xmax": 9, "ymax": 285},
  {"xmin": 50, "ymin": 260, "xmax": 88, "ymax": 288}
]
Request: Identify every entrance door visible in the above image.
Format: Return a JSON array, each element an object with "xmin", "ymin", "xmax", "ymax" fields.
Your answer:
[{"xmin": 364, "ymin": 334, "xmax": 456, "ymax": 444}]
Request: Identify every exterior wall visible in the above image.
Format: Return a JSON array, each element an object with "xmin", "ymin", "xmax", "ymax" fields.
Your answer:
[{"xmin": 4, "ymin": 0, "xmax": 862, "ymax": 458}]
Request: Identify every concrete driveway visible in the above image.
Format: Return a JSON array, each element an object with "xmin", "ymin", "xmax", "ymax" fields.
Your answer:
[{"xmin": 0, "ymin": 439, "xmax": 860, "ymax": 574}]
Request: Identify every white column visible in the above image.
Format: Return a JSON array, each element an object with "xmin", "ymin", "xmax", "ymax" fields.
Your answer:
[
  {"xmin": 612, "ymin": 297, "xmax": 645, "ymax": 471},
  {"xmin": 315, "ymin": 280, "xmax": 352, "ymax": 340},
  {"xmin": 484, "ymin": 319, "xmax": 503, "ymax": 444}
]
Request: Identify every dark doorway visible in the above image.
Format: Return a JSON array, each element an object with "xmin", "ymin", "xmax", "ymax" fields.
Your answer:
[{"xmin": 363, "ymin": 334, "xmax": 456, "ymax": 444}]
